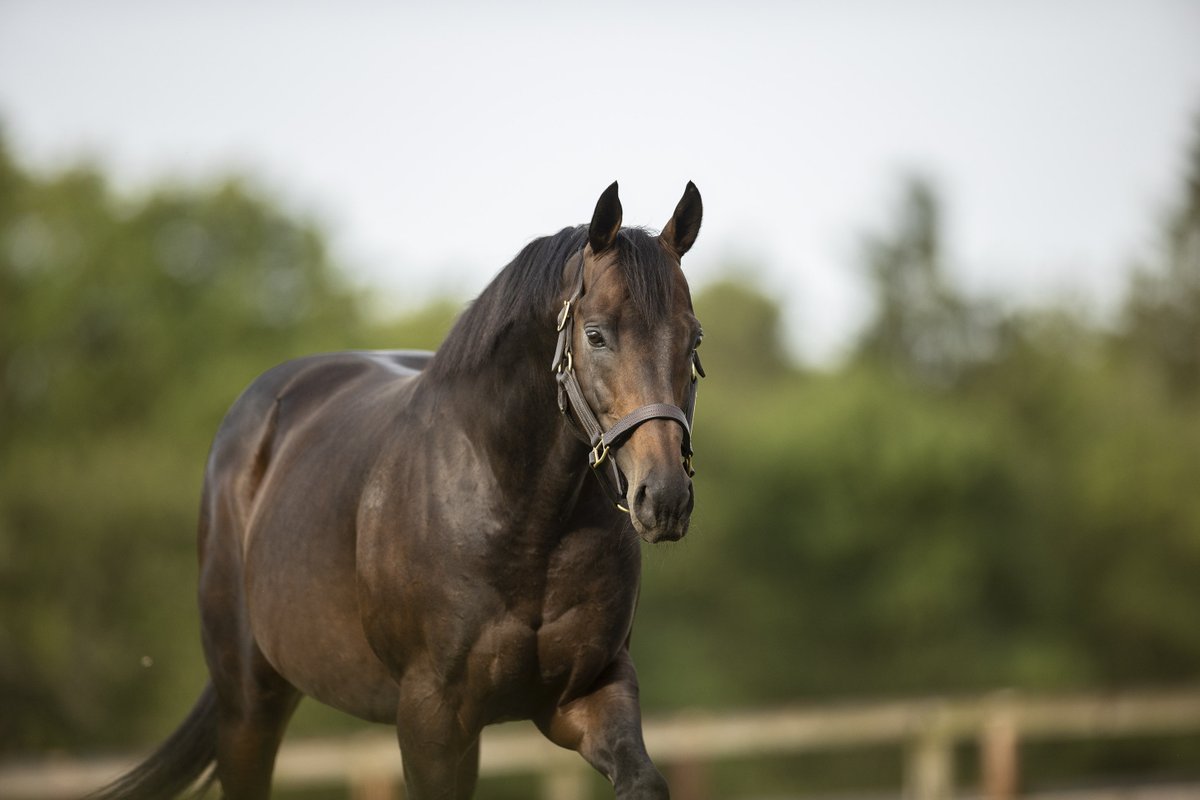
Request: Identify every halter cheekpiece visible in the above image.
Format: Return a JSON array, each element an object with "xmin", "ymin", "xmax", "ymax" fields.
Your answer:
[{"xmin": 550, "ymin": 247, "xmax": 704, "ymax": 511}]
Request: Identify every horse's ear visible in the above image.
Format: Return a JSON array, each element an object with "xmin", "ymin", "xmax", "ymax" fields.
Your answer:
[
  {"xmin": 661, "ymin": 181, "xmax": 703, "ymax": 259},
  {"xmin": 589, "ymin": 181, "xmax": 622, "ymax": 254}
]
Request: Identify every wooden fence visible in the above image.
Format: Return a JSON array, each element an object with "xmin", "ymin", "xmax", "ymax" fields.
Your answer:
[{"xmin": 3, "ymin": 687, "xmax": 1199, "ymax": 799}]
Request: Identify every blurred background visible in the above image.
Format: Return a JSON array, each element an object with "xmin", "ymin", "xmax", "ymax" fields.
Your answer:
[{"xmin": 2, "ymin": 1, "xmax": 1200, "ymax": 797}]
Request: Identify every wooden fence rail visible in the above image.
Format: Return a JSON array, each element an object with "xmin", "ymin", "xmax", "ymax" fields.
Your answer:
[{"xmin": 3, "ymin": 687, "xmax": 1199, "ymax": 800}]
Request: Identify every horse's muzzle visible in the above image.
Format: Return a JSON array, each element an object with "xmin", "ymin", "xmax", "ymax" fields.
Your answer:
[{"xmin": 629, "ymin": 468, "xmax": 693, "ymax": 543}]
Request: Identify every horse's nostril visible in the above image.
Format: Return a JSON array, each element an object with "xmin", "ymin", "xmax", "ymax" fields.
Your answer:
[{"xmin": 631, "ymin": 482, "xmax": 657, "ymax": 531}]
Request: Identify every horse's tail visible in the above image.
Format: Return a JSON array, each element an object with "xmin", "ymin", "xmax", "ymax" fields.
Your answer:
[{"xmin": 87, "ymin": 683, "xmax": 219, "ymax": 800}]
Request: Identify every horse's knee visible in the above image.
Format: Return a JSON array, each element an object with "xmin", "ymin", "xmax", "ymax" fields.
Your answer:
[{"xmin": 628, "ymin": 769, "xmax": 670, "ymax": 799}]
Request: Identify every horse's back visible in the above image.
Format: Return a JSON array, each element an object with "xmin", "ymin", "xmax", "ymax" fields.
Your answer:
[
  {"xmin": 209, "ymin": 348, "xmax": 429, "ymax": 456},
  {"xmin": 366, "ymin": 349, "xmax": 434, "ymax": 375},
  {"xmin": 247, "ymin": 348, "xmax": 431, "ymax": 410}
]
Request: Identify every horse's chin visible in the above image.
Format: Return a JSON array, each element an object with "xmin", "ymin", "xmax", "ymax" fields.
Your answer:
[{"xmin": 630, "ymin": 514, "xmax": 690, "ymax": 544}]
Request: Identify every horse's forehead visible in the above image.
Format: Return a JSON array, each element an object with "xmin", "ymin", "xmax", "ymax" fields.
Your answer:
[
  {"xmin": 583, "ymin": 253, "xmax": 690, "ymax": 322},
  {"xmin": 585, "ymin": 260, "xmax": 630, "ymax": 309}
]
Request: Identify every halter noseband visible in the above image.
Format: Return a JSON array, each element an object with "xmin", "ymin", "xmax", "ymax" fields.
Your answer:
[{"xmin": 550, "ymin": 248, "xmax": 704, "ymax": 511}]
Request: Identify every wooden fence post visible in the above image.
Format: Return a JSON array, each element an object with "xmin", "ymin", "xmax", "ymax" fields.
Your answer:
[
  {"xmin": 541, "ymin": 765, "xmax": 588, "ymax": 800},
  {"xmin": 668, "ymin": 757, "xmax": 710, "ymax": 800},
  {"xmin": 981, "ymin": 692, "xmax": 1019, "ymax": 800},
  {"xmin": 905, "ymin": 706, "xmax": 953, "ymax": 800},
  {"xmin": 348, "ymin": 770, "xmax": 400, "ymax": 800}
]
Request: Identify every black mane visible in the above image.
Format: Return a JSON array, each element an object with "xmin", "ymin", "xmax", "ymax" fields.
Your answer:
[{"xmin": 429, "ymin": 225, "xmax": 678, "ymax": 379}]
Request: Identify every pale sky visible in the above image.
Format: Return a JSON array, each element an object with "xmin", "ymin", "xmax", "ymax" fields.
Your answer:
[{"xmin": 2, "ymin": 0, "xmax": 1198, "ymax": 361}]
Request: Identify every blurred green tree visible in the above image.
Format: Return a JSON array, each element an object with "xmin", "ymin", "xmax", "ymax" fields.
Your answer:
[
  {"xmin": 854, "ymin": 178, "xmax": 998, "ymax": 386},
  {"xmin": 691, "ymin": 276, "xmax": 789, "ymax": 380},
  {"xmin": 1121, "ymin": 117, "xmax": 1200, "ymax": 397}
]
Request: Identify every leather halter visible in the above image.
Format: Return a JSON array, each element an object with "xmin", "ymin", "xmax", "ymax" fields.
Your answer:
[{"xmin": 550, "ymin": 248, "xmax": 704, "ymax": 511}]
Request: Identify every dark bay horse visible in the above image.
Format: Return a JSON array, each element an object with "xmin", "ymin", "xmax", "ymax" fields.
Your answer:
[{"xmin": 93, "ymin": 182, "xmax": 704, "ymax": 799}]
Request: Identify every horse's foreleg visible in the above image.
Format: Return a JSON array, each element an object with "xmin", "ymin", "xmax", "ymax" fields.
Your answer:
[
  {"xmin": 394, "ymin": 681, "xmax": 481, "ymax": 800},
  {"xmin": 537, "ymin": 654, "xmax": 668, "ymax": 799}
]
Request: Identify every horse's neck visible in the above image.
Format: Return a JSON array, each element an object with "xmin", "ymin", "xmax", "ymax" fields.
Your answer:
[{"xmin": 435, "ymin": 335, "xmax": 590, "ymax": 518}]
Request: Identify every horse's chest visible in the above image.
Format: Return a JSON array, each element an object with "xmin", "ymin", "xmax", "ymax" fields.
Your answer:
[
  {"xmin": 464, "ymin": 606, "xmax": 627, "ymax": 716},
  {"xmin": 465, "ymin": 559, "xmax": 639, "ymax": 715}
]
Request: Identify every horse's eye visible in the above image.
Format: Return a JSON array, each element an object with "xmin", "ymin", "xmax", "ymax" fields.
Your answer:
[
  {"xmin": 585, "ymin": 328, "xmax": 606, "ymax": 348},
  {"xmin": 694, "ymin": 331, "xmax": 704, "ymax": 350}
]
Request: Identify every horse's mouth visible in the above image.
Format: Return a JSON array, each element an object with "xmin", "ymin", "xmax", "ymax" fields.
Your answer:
[
  {"xmin": 627, "ymin": 498, "xmax": 692, "ymax": 543},
  {"xmin": 638, "ymin": 522, "xmax": 688, "ymax": 544}
]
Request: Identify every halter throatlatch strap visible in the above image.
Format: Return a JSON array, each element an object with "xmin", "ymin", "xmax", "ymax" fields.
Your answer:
[{"xmin": 551, "ymin": 248, "xmax": 702, "ymax": 511}]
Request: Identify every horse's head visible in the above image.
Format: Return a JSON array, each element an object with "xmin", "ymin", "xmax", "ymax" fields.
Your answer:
[{"xmin": 557, "ymin": 182, "xmax": 703, "ymax": 543}]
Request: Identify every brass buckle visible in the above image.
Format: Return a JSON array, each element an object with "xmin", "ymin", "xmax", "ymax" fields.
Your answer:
[
  {"xmin": 556, "ymin": 350, "xmax": 572, "ymax": 374},
  {"xmin": 590, "ymin": 438, "xmax": 609, "ymax": 468},
  {"xmin": 556, "ymin": 299, "xmax": 572, "ymax": 331}
]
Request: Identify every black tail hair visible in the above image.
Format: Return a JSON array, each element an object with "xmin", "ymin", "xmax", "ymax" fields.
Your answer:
[{"xmin": 86, "ymin": 683, "xmax": 218, "ymax": 800}]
